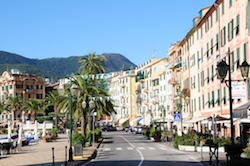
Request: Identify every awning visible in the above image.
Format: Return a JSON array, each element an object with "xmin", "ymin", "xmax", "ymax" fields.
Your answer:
[
  {"xmin": 233, "ymin": 102, "xmax": 250, "ymax": 118},
  {"xmin": 118, "ymin": 118, "xmax": 129, "ymax": 125},
  {"xmin": 207, "ymin": 115, "xmax": 230, "ymax": 121},
  {"xmin": 137, "ymin": 117, "xmax": 143, "ymax": 122},
  {"xmin": 185, "ymin": 116, "xmax": 208, "ymax": 123},
  {"xmin": 129, "ymin": 117, "xmax": 142, "ymax": 126}
]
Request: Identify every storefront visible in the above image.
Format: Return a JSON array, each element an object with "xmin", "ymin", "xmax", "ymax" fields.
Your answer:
[{"xmin": 234, "ymin": 102, "xmax": 250, "ymax": 146}]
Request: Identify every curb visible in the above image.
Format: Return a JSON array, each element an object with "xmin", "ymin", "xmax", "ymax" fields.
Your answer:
[{"xmin": 72, "ymin": 138, "xmax": 103, "ymax": 166}]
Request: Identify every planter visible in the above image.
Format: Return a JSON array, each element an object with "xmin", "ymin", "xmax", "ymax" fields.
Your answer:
[
  {"xmin": 196, "ymin": 146, "xmax": 225, "ymax": 153},
  {"xmin": 178, "ymin": 145, "xmax": 196, "ymax": 152}
]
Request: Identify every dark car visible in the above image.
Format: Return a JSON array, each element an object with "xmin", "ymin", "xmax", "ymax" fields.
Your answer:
[{"xmin": 102, "ymin": 125, "xmax": 116, "ymax": 131}]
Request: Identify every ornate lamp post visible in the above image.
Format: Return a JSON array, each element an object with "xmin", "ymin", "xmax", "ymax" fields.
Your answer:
[
  {"xmin": 217, "ymin": 47, "xmax": 250, "ymax": 144},
  {"xmin": 68, "ymin": 83, "xmax": 78, "ymax": 161}
]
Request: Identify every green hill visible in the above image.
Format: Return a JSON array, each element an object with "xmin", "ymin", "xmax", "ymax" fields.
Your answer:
[{"xmin": 0, "ymin": 51, "xmax": 137, "ymax": 81}]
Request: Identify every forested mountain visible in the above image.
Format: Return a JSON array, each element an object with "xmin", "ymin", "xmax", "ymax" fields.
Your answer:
[{"xmin": 0, "ymin": 51, "xmax": 137, "ymax": 81}]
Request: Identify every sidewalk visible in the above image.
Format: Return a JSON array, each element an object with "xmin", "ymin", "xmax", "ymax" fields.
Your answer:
[
  {"xmin": 158, "ymin": 141, "xmax": 227, "ymax": 166},
  {"xmin": 0, "ymin": 134, "xmax": 99, "ymax": 166}
]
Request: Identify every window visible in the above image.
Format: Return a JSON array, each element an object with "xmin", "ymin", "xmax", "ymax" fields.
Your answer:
[
  {"xmin": 217, "ymin": 89, "xmax": 221, "ymax": 105},
  {"xmin": 236, "ymin": 14, "xmax": 240, "ymax": 36},
  {"xmin": 36, "ymin": 94, "xmax": 43, "ymax": 99},
  {"xmin": 201, "ymin": 71, "xmax": 204, "ymax": 86},
  {"xmin": 211, "ymin": 91, "xmax": 215, "ymax": 107},
  {"xmin": 231, "ymin": 19, "xmax": 234, "ymax": 39},
  {"xmin": 211, "ymin": 65, "xmax": 214, "ymax": 81},
  {"xmin": 228, "ymin": 22, "xmax": 231, "ymax": 41}
]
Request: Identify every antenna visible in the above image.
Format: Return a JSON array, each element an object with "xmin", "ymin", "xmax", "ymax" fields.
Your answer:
[{"xmin": 152, "ymin": 49, "xmax": 156, "ymax": 58}]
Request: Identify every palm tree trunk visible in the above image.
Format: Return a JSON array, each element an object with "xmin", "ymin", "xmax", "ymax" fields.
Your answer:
[{"xmin": 81, "ymin": 110, "xmax": 87, "ymax": 137}]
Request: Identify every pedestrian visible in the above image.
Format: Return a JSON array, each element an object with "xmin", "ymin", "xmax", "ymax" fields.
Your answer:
[{"xmin": 177, "ymin": 129, "xmax": 182, "ymax": 136}]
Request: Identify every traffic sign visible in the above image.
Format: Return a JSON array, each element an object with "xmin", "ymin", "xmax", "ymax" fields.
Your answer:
[{"xmin": 174, "ymin": 114, "xmax": 181, "ymax": 122}]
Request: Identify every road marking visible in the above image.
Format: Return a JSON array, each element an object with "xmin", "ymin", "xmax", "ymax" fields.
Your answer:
[
  {"xmin": 137, "ymin": 147, "xmax": 145, "ymax": 150},
  {"xmin": 127, "ymin": 147, "xmax": 133, "ymax": 150},
  {"xmin": 119, "ymin": 136, "xmax": 144, "ymax": 166},
  {"xmin": 159, "ymin": 147, "xmax": 167, "ymax": 150},
  {"xmin": 103, "ymin": 148, "xmax": 111, "ymax": 151},
  {"xmin": 148, "ymin": 147, "xmax": 155, "ymax": 150},
  {"xmin": 116, "ymin": 147, "xmax": 122, "ymax": 150}
]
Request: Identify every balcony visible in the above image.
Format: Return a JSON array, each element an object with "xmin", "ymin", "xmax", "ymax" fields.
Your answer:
[{"xmin": 174, "ymin": 62, "xmax": 182, "ymax": 72}]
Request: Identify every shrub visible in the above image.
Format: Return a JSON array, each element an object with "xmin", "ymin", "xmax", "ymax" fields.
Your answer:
[
  {"xmin": 73, "ymin": 132, "xmax": 86, "ymax": 147},
  {"xmin": 94, "ymin": 129, "xmax": 102, "ymax": 141}
]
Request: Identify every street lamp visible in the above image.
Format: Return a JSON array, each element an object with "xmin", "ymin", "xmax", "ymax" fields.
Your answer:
[
  {"xmin": 68, "ymin": 83, "xmax": 78, "ymax": 161},
  {"xmin": 217, "ymin": 47, "xmax": 250, "ymax": 144},
  {"xmin": 176, "ymin": 92, "xmax": 183, "ymax": 132}
]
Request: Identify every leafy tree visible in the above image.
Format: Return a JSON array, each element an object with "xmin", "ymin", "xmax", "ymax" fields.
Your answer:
[
  {"xmin": 45, "ymin": 90, "xmax": 66, "ymax": 127},
  {"xmin": 78, "ymin": 52, "xmax": 107, "ymax": 75},
  {"xmin": 22, "ymin": 99, "xmax": 44, "ymax": 122},
  {"xmin": 5, "ymin": 96, "xmax": 22, "ymax": 120}
]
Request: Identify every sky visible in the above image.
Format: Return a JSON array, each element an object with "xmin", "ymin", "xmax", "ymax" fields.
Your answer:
[{"xmin": 0, "ymin": 0, "xmax": 214, "ymax": 66}]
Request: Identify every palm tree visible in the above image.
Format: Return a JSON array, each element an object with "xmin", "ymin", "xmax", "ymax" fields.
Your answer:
[
  {"xmin": 0, "ymin": 101, "xmax": 6, "ymax": 114},
  {"xmin": 78, "ymin": 52, "xmax": 107, "ymax": 75},
  {"xmin": 22, "ymin": 99, "xmax": 44, "ymax": 122},
  {"xmin": 5, "ymin": 96, "xmax": 22, "ymax": 120},
  {"xmin": 45, "ymin": 90, "xmax": 66, "ymax": 128}
]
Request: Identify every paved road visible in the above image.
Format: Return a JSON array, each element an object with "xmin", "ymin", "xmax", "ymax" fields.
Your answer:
[{"xmin": 83, "ymin": 131, "xmax": 204, "ymax": 166}]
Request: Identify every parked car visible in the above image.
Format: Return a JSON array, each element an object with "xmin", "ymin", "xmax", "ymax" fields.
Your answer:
[
  {"xmin": 133, "ymin": 126, "xmax": 142, "ymax": 134},
  {"xmin": 116, "ymin": 125, "xmax": 123, "ymax": 131},
  {"xmin": 102, "ymin": 125, "xmax": 116, "ymax": 131},
  {"xmin": 125, "ymin": 126, "xmax": 131, "ymax": 132}
]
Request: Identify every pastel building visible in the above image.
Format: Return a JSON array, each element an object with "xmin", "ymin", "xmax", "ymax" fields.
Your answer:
[
  {"xmin": 0, "ymin": 69, "xmax": 46, "ymax": 123},
  {"xmin": 168, "ymin": 0, "xmax": 250, "ymax": 144}
]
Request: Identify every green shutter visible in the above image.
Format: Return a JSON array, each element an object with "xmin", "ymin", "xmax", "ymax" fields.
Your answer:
[
  {"xmin": 237, "ymin": 48, "xmax": 240, "ymax": 68},
  {"xmin": 228, "ymin": 22, "xmax": 230, "ymax": 41},
  {"xmin": 230, "ymin": 0, "xmax": 232, "ymax": 6},
  {"xmin": 244, "ymin": 43, "xmax": 247, "ymax": 61},
  {"xmin": 248, "ymin": 78, "xmax": 250, "ymax": 98},
  {"xmin": 216, "ymin": 8, "xmax": 218, "ymax": 21},
  {"xmin": 222, "ymin": 0, "xmax": 224, "ymax": 14},
  {"xmin": 232, "ymin": 51, "xmax": 235, "ymax": 71},
  {"xmin": 231, "ymin": 19, "xmax": 234, "ymax": 39},
  {"xmin": 208, "ymin": 92, "xmax": 210, "ymax": 107},
  {"xmin": 224, "ymin": 26, "xmax": 226, "ymax": 44}
]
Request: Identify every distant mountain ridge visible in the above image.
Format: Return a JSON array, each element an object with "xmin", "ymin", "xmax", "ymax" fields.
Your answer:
[{"xmin": 0, "ymin": 51, "xmax": 137, "ymax": 81}]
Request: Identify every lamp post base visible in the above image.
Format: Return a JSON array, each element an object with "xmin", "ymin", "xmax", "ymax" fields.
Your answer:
[{"xmin": 68, "ymin": 147, "xmax": 73, "ymax": 161}]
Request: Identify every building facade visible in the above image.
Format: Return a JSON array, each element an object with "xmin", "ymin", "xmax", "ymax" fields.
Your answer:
[{"xmin": 0, "ymin": 69, "xmax": 46, "ymax": 123}]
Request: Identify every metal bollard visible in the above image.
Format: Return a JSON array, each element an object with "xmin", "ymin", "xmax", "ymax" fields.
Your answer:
[
  {"xmin": 65, "ymin": 146, "xmax": 68, "ymax": 166},
  {"xmin": 52, "ymin": 147, "xmax": 55, "ymax": 166}
]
